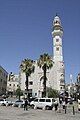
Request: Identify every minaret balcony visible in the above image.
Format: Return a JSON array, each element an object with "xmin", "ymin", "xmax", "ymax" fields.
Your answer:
[
  {"xmin": 52, "ymin": 25, "xmax": 63, "ymax": 31},
  {"xmin": 52, "ymin": 30, "xmax": 63, "ymax": 37}
]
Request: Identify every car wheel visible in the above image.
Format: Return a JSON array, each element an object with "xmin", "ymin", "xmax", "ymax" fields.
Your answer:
[
  {"xmin": 52, "ymin": 107, "xmax": 55, "ymax": 111},
  {"xmin": 18, "ymin": 105, "xmax": 21, "ymax": 108},
  {"xmin": 78, "ymin": 108, "xmax": 80, "ymax": 111},
  {"xmin": 46, "ymin": 106, "xmax": 50, "ymax": 110},
  {"xmin": 34, "ymin": 105, "xmax": 37, "ymax": 110},
  {"xmin": 12, "ymin": 104, "xmax": 15, "ymax": 107},
  {"xmin": 6, "ymin": 103, "xmax": 8, "ymax": 106},
  {"xmin": 31, "ymin": 104, "xmax": 34, "ymax": 109},
  {"xmin": 42, "ymin": 106, "xmax": 46, "ymax": 110}
]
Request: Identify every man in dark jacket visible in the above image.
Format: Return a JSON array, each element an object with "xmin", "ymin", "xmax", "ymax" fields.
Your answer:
[{"xmin": 24, "ymin": 99, "xmax": 28, "ymax": 110}]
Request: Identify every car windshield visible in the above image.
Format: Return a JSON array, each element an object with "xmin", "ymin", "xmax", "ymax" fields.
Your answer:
[
  {"xmin": 0, "ymin": 99, "xmax": 4, "ymax": 101},
  {"xmin": 16, "ymin": 100, "xmax": 23, "ymax": 102}
]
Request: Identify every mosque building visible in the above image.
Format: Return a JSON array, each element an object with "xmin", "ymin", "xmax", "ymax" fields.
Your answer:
[{"xmin": 19, "ymin": 15, "xmax": 65, "ymax": 98}]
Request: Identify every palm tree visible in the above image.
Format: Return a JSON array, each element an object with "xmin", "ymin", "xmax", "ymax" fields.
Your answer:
[
  {"xmin": 20, "ymin": 59, "xmax": 35, "ymax": 99},
  {"xmin": 37, "ymin": 53, "xmax": 53, "ymax": 97}
]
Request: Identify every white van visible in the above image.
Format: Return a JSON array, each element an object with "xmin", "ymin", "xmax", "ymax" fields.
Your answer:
[{"xmin": 30, "ymin": 98, "xmax": 56, "ymax": 110}]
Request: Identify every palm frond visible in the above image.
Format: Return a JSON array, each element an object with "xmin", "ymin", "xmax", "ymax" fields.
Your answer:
[
  {"xmin": 20, "ymin": 58, "xmax": 35, "ymax": 77},
  {"xmin": 37, "ymin": 53, "xmax": 53, "ymax": 70}
]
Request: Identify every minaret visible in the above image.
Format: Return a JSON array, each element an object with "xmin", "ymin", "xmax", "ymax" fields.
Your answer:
[
  {"xmin": 52, "ymin": 15, "xmax": 63, "ymax": 62},
  {"xmin": 52, "ymin": 15, "xmax": 65, "ymax": 92}
]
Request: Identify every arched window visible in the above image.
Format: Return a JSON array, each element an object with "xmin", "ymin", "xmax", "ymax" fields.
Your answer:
[{"xmin": 61, "ymin": 74, "xmax": 64, "ymax": 77}]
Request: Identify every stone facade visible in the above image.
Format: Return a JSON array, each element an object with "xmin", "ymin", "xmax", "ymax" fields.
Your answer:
[
  {"xmin": 0, "ymin": 66, "xmax": 8, "ymax": 95},
  {"xmin": 7, "ymin": 72, "xmax": 19, "ymax": 95}
]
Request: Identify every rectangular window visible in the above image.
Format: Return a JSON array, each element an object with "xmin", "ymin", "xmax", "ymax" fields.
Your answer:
[
  {"xmin": 29, "ymin": 81, "xmax": 33, "ymax": 85},
  {"xmin": 56, "ymin": 47, "xmax": 59, "ymax": 51},
  {"xmin": 28, "ymin": 89, "xmax": 32, "ymax": 93},
  {"xmin": 46, "ymin": 99, "xmax": 51, "ymax": 102},
  {"xmin": 1, "ymin": 79, "xmax": 2, "ymax": 82},
  {"xmin": 56, "ymin": 39, "xmax": 59, "ymax": 42},
  {"xmin": 34, "ymin": 99, "xmax": 38, "ymax": 102},
  {"xmin": 39, "ymin": 99, "xmax": 45, "ymax": 102},
  {"xmin": 35, "ymin": 93, "xmax": 37, "ymax": 96},
  {"xmin": 6, "ymin": 75, "xmax": 7, "ymax": 79}
]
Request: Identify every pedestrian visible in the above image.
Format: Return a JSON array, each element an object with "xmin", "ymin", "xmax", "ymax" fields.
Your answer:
[
  {"xmin": 24, "ymin": 99, "xmax": 28, "ymax": 110},
  {"xmin": 62, "ymin": 100, "xmax": 65, "ymax": 109},
  {"xmin": 54, "ymin": 100, "xmax": 58, "ymax": 111},
  {"xmin": 59, "ymin": 98, "xmax": 62, "ymax": 104}
]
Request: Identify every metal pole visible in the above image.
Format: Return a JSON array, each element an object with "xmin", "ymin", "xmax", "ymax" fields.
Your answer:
[
  {"xmin": 65, "ymin": 105, "xmax": 66, "ymax": 114},
  {"xmin": 73, "ymin": 106, "xmax": 75, "ymax": 115}
]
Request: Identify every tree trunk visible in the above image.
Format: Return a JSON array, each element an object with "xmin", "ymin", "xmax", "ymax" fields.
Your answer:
[
  {"xmin": 19, "ymin": 93, "xmax": 20, "ymax": 100},
  {"xmin": 25, "ymin": 75, "xmax": 29, "ymax": 99},
  {"xmin": 43, "ymin": 64, "xmax": 47, "ymax": 97}
]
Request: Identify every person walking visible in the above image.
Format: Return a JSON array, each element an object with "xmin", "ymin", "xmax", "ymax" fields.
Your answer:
[
  {"xmin": 54, "ymin": 100, "xmax": 58, "ymax": 111},
  {"xmin": 62, "ymin": 100, "xmax": 65, "ymax": 109},
  {"xmin": 24, "ymin": 99, "xmax": 28, "ymax": 110}
]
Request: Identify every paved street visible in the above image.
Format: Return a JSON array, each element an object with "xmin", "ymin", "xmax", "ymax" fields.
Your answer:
[{"xmin": 0, "ymin": 106, "xmax": 80, "ymax": 120}]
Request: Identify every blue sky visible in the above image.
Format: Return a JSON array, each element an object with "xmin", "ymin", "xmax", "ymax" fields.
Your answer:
[{"xmin": 0, "ymin": 0, "xmax": 80, "ymax": 83}]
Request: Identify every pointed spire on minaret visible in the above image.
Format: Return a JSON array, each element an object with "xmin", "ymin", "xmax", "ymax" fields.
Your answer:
[{"xmin": 56, "ymin": 13, "xmax": 58, "ymax": 16}]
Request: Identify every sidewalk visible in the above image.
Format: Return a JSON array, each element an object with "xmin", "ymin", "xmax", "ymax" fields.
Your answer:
[{"xmin": 0, "ymin": 106, "xmax": 80, "ymax": 120}]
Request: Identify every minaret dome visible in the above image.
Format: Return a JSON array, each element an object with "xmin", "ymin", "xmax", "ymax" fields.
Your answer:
[
  {"xmin": 53, "ymin": 15, "xmax": 61, "ymax": 26},
  {"xmin": 52, "ymin": 15, "xmax": 63, "ymax": 37}
]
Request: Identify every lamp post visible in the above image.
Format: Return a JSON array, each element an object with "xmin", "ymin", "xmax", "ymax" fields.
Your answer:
[
  {"xmin": 77, "ymin": 73, "xmax": 80, "ymax": 99},
  {"xmin": 70, "ymin": 74, "xmax": 73, "ymax": 97},
  {"xmin": 70, "ymin": 74, "xmax": 76, "ymax": 115}
]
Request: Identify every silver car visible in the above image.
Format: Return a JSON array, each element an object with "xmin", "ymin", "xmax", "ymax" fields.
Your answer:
[{"xmin": 12, "ymin": 100, "xmax": 25, "ymax": 107}]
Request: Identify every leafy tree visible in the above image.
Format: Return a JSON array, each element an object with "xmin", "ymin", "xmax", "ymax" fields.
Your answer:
[
  {"xmin": 46, "ymin": 87, "xmax": 59, "ymax": 98},
  {"xmin": 20, "ymin": 59, "xmax": 35, "ymax": 99},
  {"xmin": 16, "ymin": 86, "xmax": 23, "ymax": 100},
  {"xmin": 37, "ymin": 53, "xmax": 53, "ymax": 97}
]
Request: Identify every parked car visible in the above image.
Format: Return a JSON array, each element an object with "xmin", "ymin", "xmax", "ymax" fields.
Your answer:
[
  {"xmin": 30, "ymin": 98, "xmax": 56, "ymax": 110},
  {"xmin": 78, "ymin": 99, "xmax": 80, "ymax": 111},
  {"xmin": 12, "ymin": 99, "xmax": 25, "ymax": 107},
  {"xmin": 5, "ymin": 100, "xmax": 13, "ymax": 106},
  {"xmin": 0, "ymin": 99, "xmax": 8, "ymax": 106}
]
